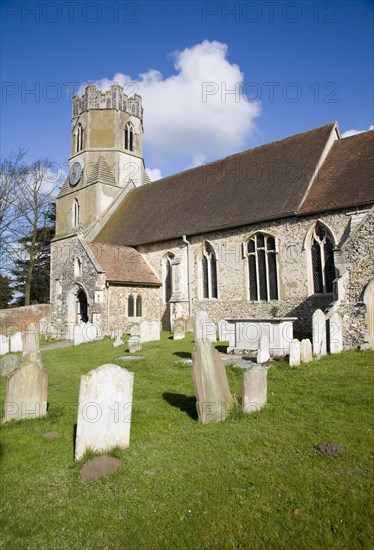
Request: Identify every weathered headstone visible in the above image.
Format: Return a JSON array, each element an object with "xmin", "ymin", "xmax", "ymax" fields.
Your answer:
[
  {"xmin": 74, "ymin": 322, "xmax": 100, "ymax": 346},
  {"xmin": 186, "ymin": 316, "xmax": 195, "ymax": 333},
  {"xmin": 329, "ymin": 312, "xmax": 343, "ymax": 354},
  {"xmin": 3, "ymin": 353, "xmax": 48, "ymax": 422},
  {"xmin": 10, "ymin": 332, "xmax": 23, "ymax": 353},
  {"xmin": 242, "ymin": 366, "xmax": 268, "ymax": 413},
  {"xmin": 140, "ymin": 321, "xmax": 160, "ymax": 343},
  {"xmin": 0, "ymin": 354, "xmax": 21, "ymax": 377},
  {"xmin": 194, "ymin": 311, "xmax": 217, "ymax": 342},
  {"xmin": 257, "ymin": 334, "xmax": 270, "ymax": 364},
  {"xmin": 113, "ymin": 330, "xmax": 124, "ymax": 348},
  {"xmin": 0, "ymin": 334, "xmax": 9, "ymax": 355},
  {"xmin": 191, "ymin": 339, "xmax": 233, "ymax": 423},
  {"xmin": 289, "ymin": 339, "xmax": 301, "ymax": 367},
  {"xmin": 75, "ymin": 364, "xmax": 134, "ymax": 460},
  {"xmin": 300, "ymin": 339, "xmax": 313, "ymax": 363},
  {"xmin": 22, "ymin": 323, "xmax": 40, "ymax": 355},
  {"xmin": 312, "ymin": 309, "xmax": 327, "ymax": 358},
  {"xmin": 128, "ymin": 336, "xmax": 142, "ymax": 353},
  {"xmin": 173, "ymin": 318, "xmax": 186, "ymax": 340}
]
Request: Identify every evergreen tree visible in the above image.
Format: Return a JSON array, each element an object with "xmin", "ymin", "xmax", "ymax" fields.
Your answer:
[
  {"xmin": 12, "ymin": 203, "xmax": 55, "ymax": 305},
  {"xmin": 0, "ymin": 274, "xmax": 13, "ymax": 308}
]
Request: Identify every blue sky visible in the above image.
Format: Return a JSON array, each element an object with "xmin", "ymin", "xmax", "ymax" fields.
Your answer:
[{"xmin": 1, "ymin": 0, "xmax": 373, "ymax": 179}]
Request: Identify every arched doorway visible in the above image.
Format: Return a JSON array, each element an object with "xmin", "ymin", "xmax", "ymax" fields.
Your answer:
[{"xmin": 77, "ymin": 290, "xmax": 88, "ymax": 323}]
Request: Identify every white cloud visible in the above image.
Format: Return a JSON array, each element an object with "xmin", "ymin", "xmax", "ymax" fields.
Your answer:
[
  {"xmin": 341, "ymin": 124, "xmax": 374, "ymax": 138},
  {"xmin": 88, "ymin": 41, "xmax": 260, "ymax": 173},
  {"xmin": 146, "ymin": 167, "xmax": 162, "ymax": 182}
]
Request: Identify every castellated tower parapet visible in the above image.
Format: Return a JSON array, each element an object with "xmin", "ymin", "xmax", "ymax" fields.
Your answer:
[{"xmin": 72, "ymin": 84, "xmax": 143, "ymax": 123}]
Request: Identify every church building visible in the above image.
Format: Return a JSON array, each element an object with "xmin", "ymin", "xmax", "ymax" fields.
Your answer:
[{"xmin": 50, "ymin": 84, "xmax": 374, "ymax": 349}]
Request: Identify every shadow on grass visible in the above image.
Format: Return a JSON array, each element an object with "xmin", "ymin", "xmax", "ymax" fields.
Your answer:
[
  {"xmin": 162, "ymin": 392, "xmax": 197, "ymax": 420},
  {"xmin": 215, "ymin": 345, "xmax": 228, "ymax": 353},
  {"xmin": 73, "ymin": 423, "xmax": 77, "ymax": 461},
  {"xmin": 173, "ymin": 351, "xmax": 191, "ymax": 359}
]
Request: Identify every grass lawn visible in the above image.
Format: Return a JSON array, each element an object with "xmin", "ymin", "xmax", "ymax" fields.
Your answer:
[{"xmin": 0, "ymin": 333, "xmax": 373, "ymax": 549}]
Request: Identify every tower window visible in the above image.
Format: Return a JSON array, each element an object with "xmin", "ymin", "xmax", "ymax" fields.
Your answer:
[
  {"xmin": 73, "ymin": 199, "xmax": 80, "ymax": 228},
  {"xmin": 124, "ymin": 122, "xmax": 134, "ymax": 152},
  {"xmin": 76, "ymin": 124, "xmax": 83, "ymax": 153},
  {"xmin": 246, "ymin": 233, "xmax": 278, "ymax": 301},
  {"xmin": 202, "ymin": 242, "xmax": 218, "ymax": 299},
  {"xmin": 310, "ymin": 223, "xmax": 335, "ymax": 293}
]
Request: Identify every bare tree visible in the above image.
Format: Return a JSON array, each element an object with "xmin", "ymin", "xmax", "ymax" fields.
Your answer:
[
  {"xmin": 13, "ymin": 160, "xmax": 62, "ymax": 305},
  {"xmin": 0, "ymin": 149, "xmax": 28, "ymax": 268}
]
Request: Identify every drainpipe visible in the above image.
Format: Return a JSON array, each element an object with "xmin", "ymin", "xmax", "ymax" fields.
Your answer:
[
  {"xmin": 107, "ymin": 282, "xmax": 110, "ymax": 334},
  {"xmin": 182, "ymin": 235, "xmax": 193, "ymax": 316}
]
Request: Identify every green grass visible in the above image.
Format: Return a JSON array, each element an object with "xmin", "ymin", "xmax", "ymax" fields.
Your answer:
[{"xmin": 0, "ymin": 333, "xmax": 373, "ymax": 549}]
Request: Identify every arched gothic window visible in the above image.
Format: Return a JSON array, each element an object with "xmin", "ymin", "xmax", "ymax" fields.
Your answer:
[
  {"xmin": 246, "ymin": 233, "xmax": 278, "ymax": 301},
  {"xmin": 73, "ymin": 199, "xmax": 80, "ymax": 228},
  {"xmin": 76, "ymin": 124, "xmax": 83, "ymax": 153},
  {"xmin": 128, "ymin": 294, "xmax": 134, "ymax": 317},
  {"xmin": 164, "ymin": 254, "xmax": 174, "ymax": 302},
  {"xmin": 310, "ymin": 223, "xmax": 335, "ymax": 293},
  {"xmin": 124, "ymin": 122, "xmax": 134, "ymax": 151},
  {"xmin": 202, "ymin": 242, "xmax": 218, "ymax": 299},
  {"xmin": 136, "ymin": 295, "xmax": 142, "ymax": 317}
]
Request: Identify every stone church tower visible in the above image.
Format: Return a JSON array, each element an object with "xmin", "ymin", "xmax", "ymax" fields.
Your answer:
[{"xmin": 50, "ymin": 84, "xmax": 154, "ymax": 338}]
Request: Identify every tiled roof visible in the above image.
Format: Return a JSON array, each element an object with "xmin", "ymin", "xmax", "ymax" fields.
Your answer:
[
  {"xmin": 87, "ymin": 242, "xmax": 161, "ymax": 285},
  {"xmin": 95, "ymin": 123, "xmax": 340, "ymax": 246},
  {"xmin": 299, "ymin": 130, "xmax": 374, "ymax": 215}
]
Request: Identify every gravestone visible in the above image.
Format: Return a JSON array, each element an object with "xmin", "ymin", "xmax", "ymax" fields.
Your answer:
[
  {"xmin": 257, "ymin": 334, "xmax": 270, "ymax": 364},
  {"xmin": 128, "ymin": 336, "xmax": 142, "ymax": 353},
  {"xmin": 22, "ymin": 323, "xmax": 40, "ymax": 355},
  {"xmin": 289, "ymin": 339, "xmax": 301, "ymax": 367},
  {"xmin": 113, "ymin": 330, "xmax": 124, "ymax": 348},
  {"xmin": 329, "ymin": 312, "xmax": 343, "ymax": 354},
  {"xmin": 312, "ymin": 309, "xmax": 327, "ymax": 358},
  {"xmin": 75, "ymin": 364, "xmax": 134, "ymax": 460},
  {"xmin": 194, "ymin": 311, "xmax": 217, "ymax": 342},
  {"xmin": 186, "ymin": 316, "xmax": 195, "ymax": 333},
  {"xmin": 191, "ymin": 339, "xmax": 233, "ymax": 423},
  {"xmin": 0, "ymin": 355, "xmax": 21, "ymax": 377},
  {"xmin": 242, "ymin": 366, "xmax": 268, "ymax": 413},
  {"xmin": 0, "ymin": 334, "xmax": 9, "ymax": 355},
  {"xmin": 173, "ymin": 318, "xmax": 186, "ymax": 340},
  {"xmin": 300, "ymin": 339, "xmax": 313, "ymax": 363},
  {"xmin": 140, "ymin": 321, "xmax": 160, "ymax": 343},
  {"xmin": 3, "ymin": 352, "xmax": 48, "ymax": 422},
  {"xmin": 74, "ymin": 322, "xmax": 100, "ymax": 346},
  {"xmin": 10, "ymin": 332, "xmax": 23, "ymax": 353}
]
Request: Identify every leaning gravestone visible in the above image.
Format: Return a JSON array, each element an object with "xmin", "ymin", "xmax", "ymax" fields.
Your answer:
[
  {"xmin": 140, "ymin": 321, "xmax": 160, "ymax": 343},
  {"xmin": 257, "ymin": 334, "xmax": 270, "ymax": 364},
  {"xmin": 329, "ymin": 312, "xmax": 343, "ymax": 354},
  {"xmin": 289, "ymin": 339, "xmax": 301, "ymax": 367},
  {"xmin": 186, "ymin": 316, "xmax": 195, "ymax": 333},
  {"xmin": 194, "ymin": 311, "xmax": 217, "ymax": 342},
  {"xmin": 22, "ymin": 323, "xmax": 40, "ymax": 355},
  {"xmin": 75, "ymin": 364, "xmax": 134, "ymax": 460},
  {"xmin": 312, "ymin": 309, "xmax": 327, "ymax": 358},
  {"xmin": 128, "ymin": 336, "xmax": 142, "ymax": 353},
  {"xmin": 3, "ymin": 352, "xmax": 48, "ymax": 422},
  {"xmin": 0, "ymin": 355, "xmax": 21, "ymax": 377},
  {"xmin": 173, "ymin": 318, "xmax": 186, "ymax": 340},
  {"xmin": 242, "ymin": 366, "xmax": 268, "ymax": 413},
  {"xmin": 192, "ymin": 339, "xmax": 233, "ymax": 423},
  {"xmin": 300, "ymin": 339, "xmax": 313, "ymax": 363}
]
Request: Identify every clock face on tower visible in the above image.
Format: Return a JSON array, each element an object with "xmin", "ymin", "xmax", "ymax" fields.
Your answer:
[{"xmin": 69, "ymin": 162, "xmax": 82, "ymax": 186}]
